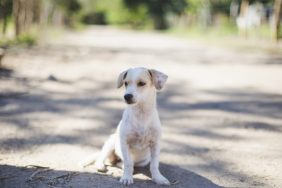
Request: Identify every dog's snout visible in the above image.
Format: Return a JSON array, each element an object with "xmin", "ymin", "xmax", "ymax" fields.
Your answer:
[
  {"xmin": 124, "ymin": 94, "xmax": 134, "ymax": 104},
  {"xmin": 124, "ymin": 94, "xmax": 133, "ymax": 101}
]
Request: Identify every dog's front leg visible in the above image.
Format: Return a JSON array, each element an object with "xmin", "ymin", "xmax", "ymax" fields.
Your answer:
[
  {"xmin": 120, "ymin": 139, "xmax": 134, "ymax": 185},
  {"xmin": 150, "ymin": 141, "xmax": 170, "ymax": 185}
]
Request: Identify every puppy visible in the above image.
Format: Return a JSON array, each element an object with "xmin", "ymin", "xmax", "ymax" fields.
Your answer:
[{"xmin": 94, "ymin": 67, "xmax": 169, "ymax": 185}]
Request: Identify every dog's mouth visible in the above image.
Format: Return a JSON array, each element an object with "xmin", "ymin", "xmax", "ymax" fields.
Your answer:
[{"xmin": 125, "ymin": 100, "xmax": 136, "ymax": 105}]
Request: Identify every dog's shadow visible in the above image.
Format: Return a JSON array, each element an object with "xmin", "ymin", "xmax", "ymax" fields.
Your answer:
[
  {"xmin": 106, "ymin": 162, "xmax": 223, "ymax": 187},
  {"xmin": 0, "ymin": 163, "xmax": 223, "ymax": 188}
]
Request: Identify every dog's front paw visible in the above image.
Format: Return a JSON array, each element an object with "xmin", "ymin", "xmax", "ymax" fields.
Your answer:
[
  {"xmin": 120, "ymin": 175, "xmax": 134, "ymax": 185},
  {"xmin": 153, "ymin": 175, "xmax": 170, "ymax": 185},
  {"xmin": 94, "ymin": 161, "xmax": 106, "ymax": 172}
]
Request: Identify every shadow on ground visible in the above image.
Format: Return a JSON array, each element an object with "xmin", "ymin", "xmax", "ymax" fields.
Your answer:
[
  {"xmin": 159, "ymin": 83, "xmax": 282, "ymax": 120},
  {"xmin": 0, "ymin": 67, "xmax": 13, "ymax": 78},
  {"xmin": 1, "ymin": 44, "xmax": 282, "ymax": 187},
  {"xmin": 0, "ymin": 163, "xmax": 222, "ymax": 188}
]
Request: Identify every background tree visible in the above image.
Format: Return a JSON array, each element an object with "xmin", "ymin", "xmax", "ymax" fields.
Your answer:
[
  {"xmin": 13, "ymin": 0, "xmax": 42, "ymax": 36},
  {"xmin": 1, "ymin": 0, "xmax": 281, "ymax": 45},
  {"xmin": 0, "ymin": 0, "xmax": 13, "ymax": 35},
  {"xmin": 124, "ymin": 0, "xmax": 187, "ymax": 30},
  {"xmin": 272, "ymin": 0, "xmax": 282, "ymax": 41},
  {"xmin": 52, "ymin": 0, "xmax": 82, "ymax": 27}
]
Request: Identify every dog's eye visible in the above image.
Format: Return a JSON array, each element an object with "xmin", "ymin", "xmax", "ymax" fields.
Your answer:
[
  {"xmin": 124, "ymin": 82, "xmax": 128, "ymax": 87},
  {"xmin": 137, "ymin": 81, "xmax": 146, "ymax": 87}
]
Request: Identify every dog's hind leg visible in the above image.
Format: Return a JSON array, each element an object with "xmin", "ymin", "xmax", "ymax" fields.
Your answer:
[
  {"xmin": 79, "ymin": 153, "xmax": 99, "ymax": 168},
  {"xmin": 105, "ymin": 150, "xmax": 120, "ymax": 166},
  {"xmin": 94, "ymin": 134, "xmax": 116, "ymax": 172}
]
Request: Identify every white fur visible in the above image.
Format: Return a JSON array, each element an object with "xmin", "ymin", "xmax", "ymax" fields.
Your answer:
[{"xmin": 94, "ymin": 67, "xmax": 169, "ymax": 185}]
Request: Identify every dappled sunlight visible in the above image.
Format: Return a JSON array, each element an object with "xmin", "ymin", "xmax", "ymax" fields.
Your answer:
[
  {"xmin": 1, "ymin": 25, "xmax": 282, "ymax": 187},
  {"xmin": 0, "ymin": 0, "xmax": 282, "ymax": 186},
  {"xmin": 158, "ymin": 85, "xmax": 282, "ymax": 187}
]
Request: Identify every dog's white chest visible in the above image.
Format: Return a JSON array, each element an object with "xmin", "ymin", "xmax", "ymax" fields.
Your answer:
[{"xmin": 127, "ymin": 126, "xmax": 155, "ymax": 150}]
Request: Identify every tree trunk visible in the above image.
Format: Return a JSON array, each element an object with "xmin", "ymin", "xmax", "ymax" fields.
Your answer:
[
  {"xmin": 153, "ymin": 14, "xmax": 168, "ymax": 30},
  {"xmin": 238, "ymin": 0, "xmax": 249, "ymax": 37},
  {"xmin": 13, "ymin": 0, "xmax": 21, "ymax": 36},
  {"xmin": 1, "ymin": 0, "xmax": 9, "ymax": 35},
  {"xmin": 2, "ymin": 14, "xmax": 8, "ymax": 35},
  {"xmin": 13, "ymin": 0, "xmax": 35, "ymax": 36},
  {"xmin": 272, "ymin": 0, "xmax": 282, "ymax": 41},
  {"xmin": 239, "ymin": 0, "xmax": 249, "ymax": 17}
]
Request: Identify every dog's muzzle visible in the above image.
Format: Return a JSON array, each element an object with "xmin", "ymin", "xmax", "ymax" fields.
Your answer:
[{"xmin": 124, "ymin": 94, "xmax": 135, "ymax": 104}]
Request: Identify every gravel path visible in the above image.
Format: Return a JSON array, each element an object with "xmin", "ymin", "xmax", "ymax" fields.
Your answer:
[{"xmin": 0, "ymin": 26, "xmax": 282, "ymax": 188}]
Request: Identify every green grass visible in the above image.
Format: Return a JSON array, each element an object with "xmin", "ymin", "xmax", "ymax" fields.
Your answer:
[
  {"xmin": 15, "ymin": 34, "xmax": 37, "ymax": 46},
  {"xmin": 0, "ymin": 19, "xmax": 38, "ymax": 48},
  {"xmin": 167, "ymin": 20, "xmax": 237, "ymax": 38},
  {"xmin": 166, "ymin": 22, "xmax": 282, "ymax": 55},
  {"xmin": 0, "ymin": 33, "xmax": 37, "ymax": 48}
]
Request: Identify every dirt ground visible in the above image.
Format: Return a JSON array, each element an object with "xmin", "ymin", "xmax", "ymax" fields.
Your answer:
[{"xmin": 0, "ymin": 26, "xmax": 282, "ymax": 188}]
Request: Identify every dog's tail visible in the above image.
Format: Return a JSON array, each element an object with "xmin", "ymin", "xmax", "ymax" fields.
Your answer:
[{"xmin": 78, "ymin": 153, "xmax": 99, "ymax": 168}]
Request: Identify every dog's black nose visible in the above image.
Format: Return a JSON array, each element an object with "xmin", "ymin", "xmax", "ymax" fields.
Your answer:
[{"xmin": 124, "ymin": 94, "xmax": 133, "ymax": 103}]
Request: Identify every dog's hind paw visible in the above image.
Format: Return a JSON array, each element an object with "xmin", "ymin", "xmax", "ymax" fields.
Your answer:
[{"xmin": 94, "ymin": 162, "xmax": 107, "ymax": 172}]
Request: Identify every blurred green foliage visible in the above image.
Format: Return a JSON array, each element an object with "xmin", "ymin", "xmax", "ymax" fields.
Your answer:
[
  {"xmin": 54, "ymin": 0, "xmax": 82, "ymax": 14},
  {"xmin": 0, "ymin": 0, "xmax": 13, "ymax": 34},
  {"xmin": 0, "ymin": 33, "xmax": 37, "ymax": 47},
  {"xmin": 79, "ymin": 0, "xmax": 152, "ymax": 28},
  {"xmin": 0, "ymin": 0, "xmax": 280, "ymax": 47},
  {"xmin": 15, "ymin": 33, "xmax": 37, "ymax": 46},
  {"xmin": 123, "ymin": 0, "xmax": 187, "ymax": 29},
  {"xmin": 52, "ymin": 0, "xmax": 82, "ymax": 27}
]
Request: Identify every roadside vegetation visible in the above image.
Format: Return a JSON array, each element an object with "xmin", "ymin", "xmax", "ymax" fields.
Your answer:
[{"xmin": 0, "ymin": 0, "xmax": 281, "ymax": 50}]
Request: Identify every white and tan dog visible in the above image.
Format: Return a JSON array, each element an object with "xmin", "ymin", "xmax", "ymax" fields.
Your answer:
[{"xmin": 94, "ymin": 67, "xmax": 169, "ymax": 185}]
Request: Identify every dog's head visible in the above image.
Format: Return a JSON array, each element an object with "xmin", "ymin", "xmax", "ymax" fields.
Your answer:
[{"xmin": 117, "ymin": 67, "xmax": 168, "ymax": 105}]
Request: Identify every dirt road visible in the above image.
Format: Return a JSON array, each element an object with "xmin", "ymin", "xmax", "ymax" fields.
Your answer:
[{"xmin": 1, "ymin": 26, "xmax": 282, "ymax": 188}]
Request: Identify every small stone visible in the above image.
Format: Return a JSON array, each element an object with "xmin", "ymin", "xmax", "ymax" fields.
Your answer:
[{"xmin": 47, "ymin": 74, "xmax": 57, "ymax": 81}]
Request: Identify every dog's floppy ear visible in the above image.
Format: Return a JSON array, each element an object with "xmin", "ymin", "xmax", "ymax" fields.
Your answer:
[
  {"xmin": 117, "ymin": 69, "xmax": 128, "ymax": 88},
  {"xmin": 148, "ymin": 69, "xmax": 168, "ymax": 90}
]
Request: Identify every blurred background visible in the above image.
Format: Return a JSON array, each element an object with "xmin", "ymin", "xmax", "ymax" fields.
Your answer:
[
  {"xmin": 1, "ymin": 1, "xmax": 282, "ymax": 188},
  {"xmin": 0, "ymin": 0, "xmax": 282, "ymax": 47}
]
